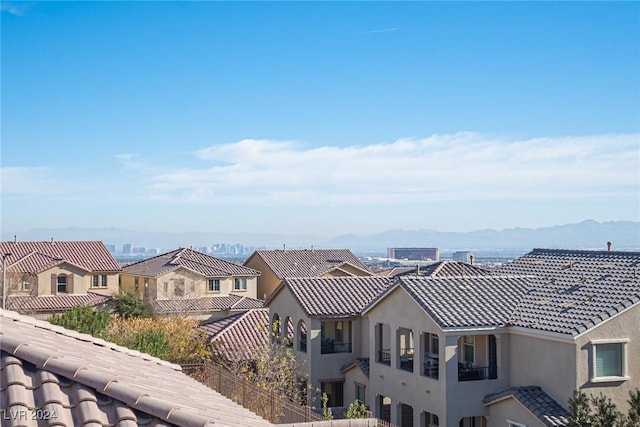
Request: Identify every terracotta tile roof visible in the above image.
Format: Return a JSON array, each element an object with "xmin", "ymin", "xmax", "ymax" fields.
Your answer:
[
  {"xmin": 494, "ymin": 249, "xmax": 640, "ymax": 335},
  {"xmin": 341, "ymin": 358, "xmax": 370, "ymax": 378},
  {"xmin": 202, "ymin": 309, "xmax": 271, "ymax": 362},
  {"xmin": 367, "ymin": 276, "xmax": 531, "ymax": 329},
  {"xmin": 484, "ymin": 386, "xmax": 569, "ymax": 427},
  {"xmin": 0, "ymin": 241, "xmax": 121, "ymax": 273},
  {"xmin": 123, "ymin": 248, "xmax": 260, "ymax": 278},
  {"xmin": 153, "ymin": 295, "xmax": 263, "ymax": 314},
  {"xmin": 377, "ymin": 261, "xmax": 489, "ymax": 278},
  {"xmin": 272, "ymin": 276, "xmax": 392, "ymax": 318},
  {"xmin": 0, "ymin": 310, "xmax": 272, "ymax": 427},
  {"xmin": 247, "ymin": 249, "xmax": 371, "ymax": 279},
  {"xmin": 6, "ymin": 292, "xmax": 111, "ymax": 312}
]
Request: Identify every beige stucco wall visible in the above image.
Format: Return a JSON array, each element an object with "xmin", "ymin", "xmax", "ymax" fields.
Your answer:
[
  {"xmin": 343, "ymin": 366, "xmax": 370, "ymax": 407},
  {"xmin": 244, "ymin": 254, "xmax": 282, "ymax": 300},
  {"xmin": 508, "ymin": 331, "xmax": 576, "ymax": 407},
  {"xmin": 36, "ymin": 265, "xmax": 119, "ymax": 296},
  {"xmin": 486, "ymin": 398, "xmax": 545, "ymax": 427},
  {"xmin": 120, "ymin": 269, "xmax": 258, "ymax": 303},
  {"xmin": 366, "ymin": 287, "xmax": 447, "ymax": 426},
  {"xmin": 575, "ymin": 303, "xmax": 640, "ymax": 413}
]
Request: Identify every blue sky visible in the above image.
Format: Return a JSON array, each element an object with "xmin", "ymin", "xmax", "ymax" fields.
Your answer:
[{"xmin": 1, "ymin": 1, "xmax": 639, "ymax": 237}]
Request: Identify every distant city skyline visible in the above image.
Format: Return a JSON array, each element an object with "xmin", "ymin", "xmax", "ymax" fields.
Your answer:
[{"xmin": 1, "ymin": 2, "xmax": 638, "ymax": 235}]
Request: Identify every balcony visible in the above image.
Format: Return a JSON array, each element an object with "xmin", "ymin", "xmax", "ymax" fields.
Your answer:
[
  {"xmin": 399, "ymin": 347, "xmax": 414, "ymax": 372},
  {"xmin": 423, "ymin": 355, "xmax": 439, "ymax": 379},
  {"xmin": 458, "ymin": 363, "xmax": 498, "ymax": 381},
  {"xmin": 377, "ymin": 349, "xmax": 391, "ymax": 365},
  {"xmin": 321, "ymin": 339, "xmax": 352, "ymax": 354}
]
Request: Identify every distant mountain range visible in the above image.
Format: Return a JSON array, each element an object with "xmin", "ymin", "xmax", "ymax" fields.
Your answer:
[{"xmin": 2, "ymin": 220, "xmax": 638, "ymax": 255}]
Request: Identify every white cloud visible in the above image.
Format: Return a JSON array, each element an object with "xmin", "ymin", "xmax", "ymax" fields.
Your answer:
[
  {"xmin": 1, "ymin": 2, "xmax": 28, "ymax": 16},
  {"xmin": 147, "ymin": 133, "xmax": 640, "ymax": 206}
]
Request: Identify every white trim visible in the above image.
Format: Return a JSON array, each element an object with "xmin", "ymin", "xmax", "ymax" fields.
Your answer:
[
  {"xmin": 507, "ymin": 420, "xmax": 527, "ymax": 427},
  {"xmin": 574, "ymin": 300, "xmax": 640, "ymax": 340},
  {"xmin": 444, "ymin": 326, "xmax": 502, "ymax": 334},
  {"xmin": 508, "ymin": 326, "xmax": 574, "ymax": 343},
  {"xmin": 590, "ymin": 339, "xmax": 630, "ymax": 382}
]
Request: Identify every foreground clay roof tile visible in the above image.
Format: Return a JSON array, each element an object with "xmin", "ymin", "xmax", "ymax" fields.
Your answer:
[{"xmin": 0, "ymin": 310, "xmax": 272, "ymax": 427}]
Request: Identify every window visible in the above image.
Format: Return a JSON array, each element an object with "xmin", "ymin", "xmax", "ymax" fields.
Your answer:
[
  {"xmin": 208, "ymin": 279, "xmax": 220, "ymax": 292},
  {"xmin": 355, "ymin": 383, "xmax": 366, "ymax": 404},
  {"xmin": 507, "ymin": 421, "xmax": 526, "ymax": 427},
  {"xmin": 298, "ymin": 320, "xmax": 307, "ymax": 352},
  {"xmin": 320, "ymin": 381, "xmax": 344, "ymax": 407},
  {"xmin": 57, "ymin": 275, "xmax": 67, "ymax": 293},
  {"xmin": 101, "ymin": 274, "xmax": 108, "ymax": 287},
  {"xmin": 92, "ymin": 275, "xmax": 99, "ymax": 287},
  {"xmin": 461, "ymin": 336, "xmax": 475, "ymax": 364},
  {"xmin": 423, "ymin": 411, "xmax": 439, "ymax": 427},
  {"xmin": 234, "ymin": 278, "xmax": 247, "ymax": 290},
  {"xmin": 22, "ymin": 276, "xmax": 30, "ymax": 291},
  {"xmin": 591, "ymin": 339, "xmax": 629, "ymax": 382}
]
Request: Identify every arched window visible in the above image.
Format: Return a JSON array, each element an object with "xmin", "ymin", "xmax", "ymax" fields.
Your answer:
[
  {"xmin": 284, "ymin": 317, "xmax": 294, "ymax": 348},
  {"xmin": 298, "ymin": 320, "xmax": 307, "ymax": 353},
  {"xmin": 271, "ymin": 314, "xmax": 281, "ymax": 344}
]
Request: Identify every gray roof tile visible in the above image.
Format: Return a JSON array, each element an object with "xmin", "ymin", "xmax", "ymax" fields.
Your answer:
[
  {"xmin": 391, "ymin": 276, "xmax": 531, "ymax": 328},
  {"xmin": 202, "ymin": 309, "xmax": 271, "ymax": 362},
  {"xmin": 247, "ymin": 249, "xmax": 371, "ymax": 279},
  {"xmin": 277, "ymin": 276, "xmax": 392, "ymax": 317},
  {"xmin": 0, "ymin": 310, "xmax": 272, "ymax": 427},
  {"xmin": 377, "ymin": 260, "xmax": 489, "ymax": 278},
  {"xmin": 341, "ymin": 358, "xmax": 370, "ymax": 378},
  {"xmin": 123, "ymin": 248, "xmax": 260, "ymax": 278},
  {"xmin": 484, "ymin": 386, "xmax": 569, "ymax": 427},
  {"xmin": 494, "ymin": 249, "xmax": 640, "ymax": 335}
]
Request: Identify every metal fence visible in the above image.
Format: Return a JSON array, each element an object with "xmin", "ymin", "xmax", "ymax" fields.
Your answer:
[{"xmin": 181, "ymin": 362, "xmax": 395, "ymax": 427}]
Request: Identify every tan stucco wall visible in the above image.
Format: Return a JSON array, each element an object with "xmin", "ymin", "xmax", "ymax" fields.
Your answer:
[
  {"xmin": 244, "ymin": 254, "xmax": 282, "ymax": 300},
  {"xmin": 575, "ymin": 304, "xmax": 640, "ymax": 413},
  {"xmin": 120, "ymin": 269, "xmax": 258, "ymax": 302},
  {"xmin": 36, "ymin": 265, "xmax": 118, "ymax": 296},
  {"xmin": 508, "ymin": 331, "xmax": 576, "ymax": 407},
  {"xmin": 366, "ymin": 287, "xmax": 447, "ymax": 426},
  {"xmin": 343, "ymin": 367, "xmax": 370, "ymax": 407},
  {"xmin": 486, "ymin": 398, "xmax": 545, "ymax": 427}
]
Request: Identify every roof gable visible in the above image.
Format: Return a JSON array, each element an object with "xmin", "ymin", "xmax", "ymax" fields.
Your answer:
[
  {"xmin": 272, "ymin": 276, "xmax": 392, "ymax": 317},
  {"xmin": 1, "ymin": 241, "xmax": 121, "ymax": 273},
  {"xmin": 202, "ymin": 309, "xmax": 271, "ymax": 362},
  {"xmin": 123, "ymin": 248, "xmax": 261, "ymax": 278},
  {"xmin": 495, "ymin": 249, "xmax": 640, "ymax": 335},
  {"xmin": 484, "ymin": 386, "xmax": 569, "ymax": 427},
  {"xmin": 248, "ymin": 249, "xmax": 370, "ymax": 279}
]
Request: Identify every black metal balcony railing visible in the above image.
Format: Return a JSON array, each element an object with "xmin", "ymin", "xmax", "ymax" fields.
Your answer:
[
  {"xmin": 378, "ymin": 349, "xmax": 391, "ymax": 365},
  {"xmin": 458, "ymin": 364, "xmax": 498, "ymax": 381},
  {"xmin": 399, "ymin": 348, "xmax": 414, "ymax": 372},
  {"xmin": 423, "ymin": 356, "xmax": 439, "ymax": 379},
  {"xmin": 320, "ymin": 341, "xmax": 352, "ymax": 354}
]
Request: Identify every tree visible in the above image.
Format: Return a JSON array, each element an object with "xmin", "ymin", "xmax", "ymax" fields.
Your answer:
[
  {"xmin": 345, "ymin": 400, "xmax": 368, "ymax": 419},
  {"xmin": 591, "ymin": 393, "xmax": 621, "ymax": 427},
  {"xmin": 568, "ymin": 389, "xmax": 592, "ymax": 427},
  {"xmin": 623, "ymin": 389, "xmax": 640, "ymax": 427},
  {"xmin": 49, "ymin": 305, "xmax": 110, "ymax": 338},
  {"xmin": 109, "ymin": 291, "xmax": 150, "ymax": 318}
]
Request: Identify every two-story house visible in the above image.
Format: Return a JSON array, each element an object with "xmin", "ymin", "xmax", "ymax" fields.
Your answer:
[
  {"xmin": 0, "ymin": 240, "xmax": 121, "ymax": 319},
  {"xmin": 244, "ymin": 248, "xmax": 373, "ymax": 300},
  {"xmin": 266, "ymin": 250, "xmax": 640, "ymax": 427},
  {"xmin": 120, "ymin": 248, "xmax": 262, "ymax": 320}
]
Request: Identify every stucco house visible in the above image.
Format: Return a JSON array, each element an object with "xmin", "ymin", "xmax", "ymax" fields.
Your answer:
[
  {"xmin": 0, "ymin": 240, "xmax": 121, "ymax": 319},
  {"xmin": 266, "ymin": 250, "xmax": 640, "ymax": 427},
  {"xmin": 120, "ymin": 247, "xmax": 262, "ymax": 320},
  {"xmin": 244, "ymin": 248, "xmax": 373, "ymax": 300}
]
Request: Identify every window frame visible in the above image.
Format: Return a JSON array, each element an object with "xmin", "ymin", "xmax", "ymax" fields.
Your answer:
[
  {"xmin": 22, "ymin": 276, "xmax": 31, "ymax": 291},
  {"xmin": 590, "ymin": 338, "xmax": 630, "ymax": 382},
  {"xmin": 233, "ymin": 277, "xmax": 247, "ymax": 291},
  {"xmin": 101, "ymin": 274, "xmax": 108, "ymax": 287},
  {"xmin": 208, "ymin": 278, "xmax": 221, "ymax": 292},
  {"xmin": 57, "ymin": 274, "xmax": 67, "ymax": 293},
  {"xmin": 507, "ymin": 420, "xmax": 526, "ymax": 427},
  {"xmin": 355, "ymin": 382, "xmax": 366, "ymax": 405},
  {"xmin": 92, "ymin": 275, "xmax": 99, "ymax": 287}
]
